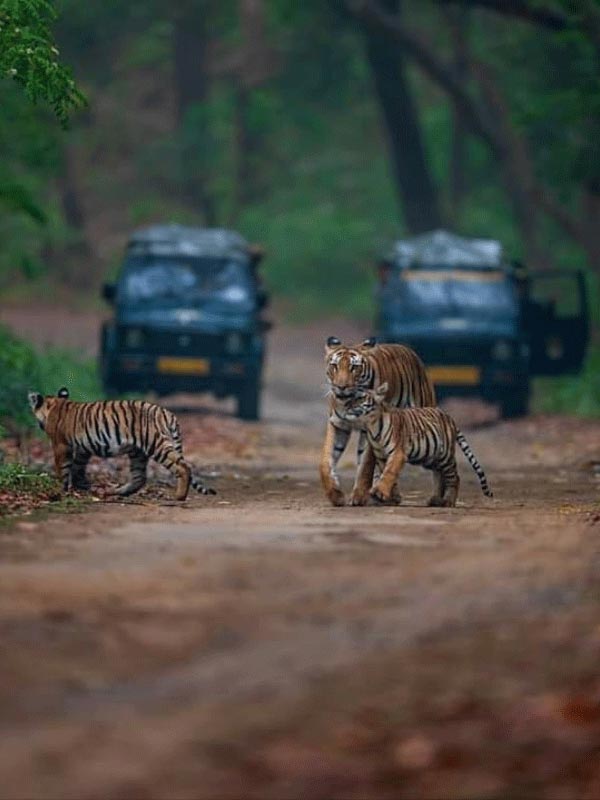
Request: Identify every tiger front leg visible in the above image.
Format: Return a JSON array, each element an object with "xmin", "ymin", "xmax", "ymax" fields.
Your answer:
[
  {"xmin": 53, "ymin": 443, "xmax": 73, "ymax": 492},
  {"xmin": 70, "ymin": 451, "xmax": 91, "ymax": 491},
  {"xmin": 371, "ymin": 449, "xmax": 406, "ymax": 504},
  {"xmin": 349, "ymin": 433, "xmax": 376, "ymax": 506},
  {"xmin": 319, "ymin": 421, "xmax": 350, "ymax": 507}
]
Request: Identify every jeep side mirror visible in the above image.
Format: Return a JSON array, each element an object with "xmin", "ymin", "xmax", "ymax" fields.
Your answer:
[
  {"xmin": 377, "ymin": 259, "xmax": 392, "ymax": 286},
  {"xmin": 257, "ymin": 289, "xmax": 270, "ymax": 310},
  {"xmin": 248, "ymin": 244, "xmax": 265, "ymax": 268},
  {"xmin": 102, "ymin": 283, "xmax": 116, "ymax": 304}
]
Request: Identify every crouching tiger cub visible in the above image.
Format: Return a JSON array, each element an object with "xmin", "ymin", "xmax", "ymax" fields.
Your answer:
[
  {"xmin": 341, "ymin": 383, "xmax": 493, "ymax": 507},
  {"xmin": 28, "ymin": 388, "xmax": 216, "ymax": 500}
]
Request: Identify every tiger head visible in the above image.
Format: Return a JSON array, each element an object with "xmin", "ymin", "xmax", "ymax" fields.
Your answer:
[
  {"xmin": 28, "ymin": 387, "xmax": 70, "ymax": 431},
  {"xmin": 325, "ymin": 336, "xmax": 376, "ymax": 402},
  {"xmin": 341, "ymin": 382, "xmax": 388, "ymax": 422}
]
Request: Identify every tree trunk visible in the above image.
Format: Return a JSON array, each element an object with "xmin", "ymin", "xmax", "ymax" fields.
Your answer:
[
  {"xmin": 361, "ymin": 0, "xmax": 443, "ymax": 233},
  {"xmin": 55, "ymin": 144, "xmax": 96, "ymax": 290},
  {"xmin": 173, "ymin": 4, "xmax": 217, "ymax": 225},
  {"xmin": 233, "ymin": 86, "xmax": 256, "ymax": 216},
  {"xmin": 231, "ymin": 0, "xmax": 272, "ymax": 218},
  {"xmin": 446, "ymin": 6, "xmax": 470, "ymax": 222}
]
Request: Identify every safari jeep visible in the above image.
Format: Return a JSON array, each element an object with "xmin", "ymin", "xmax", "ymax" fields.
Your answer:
[
  {"xmin": 100, "ymin": 225, "xmax": 271, "ymax": 420},
  {"xmin": 374, "ymin": 230, "xmax": 589, "ymax": 418}
]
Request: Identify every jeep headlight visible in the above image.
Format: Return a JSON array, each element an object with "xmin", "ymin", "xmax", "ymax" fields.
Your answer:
[
  {"xmin": 492, "ymin": 339, "xmax": 513, "ymax": 361},
  {"xmin": 225, "ymin": 332, "xmax": 244, "ymax": 354},
  {"xmin": 219, "ymin": 285, "xmax": 249, "ymax": 303},
  {"xmin": 124, "ymin": 327, "xmax": 144, "ymax": 348}
]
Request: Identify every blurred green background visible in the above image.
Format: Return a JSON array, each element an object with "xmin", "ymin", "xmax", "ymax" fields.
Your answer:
[{"xmin": 1, "ymin": 0, "xmax": 599, "ymax": 431}]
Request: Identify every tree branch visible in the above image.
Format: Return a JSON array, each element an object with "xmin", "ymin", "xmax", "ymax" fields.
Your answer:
[
  {"xmin": 346, "ymin": 0, "xmax": 501, "ymax": 154},
  {"xmin": 434, "ymin": 1, "xmax": 569, "ymax": 32}
]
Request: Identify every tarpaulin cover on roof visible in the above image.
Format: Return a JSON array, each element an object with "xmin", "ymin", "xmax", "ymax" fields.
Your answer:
[
  {"xmin": 127, "ymin": 225, "xmax": 250, "ymax": 260},
  {"xmin": 387, "ymin": 229, "xmax": 503, "ymax": 270}
]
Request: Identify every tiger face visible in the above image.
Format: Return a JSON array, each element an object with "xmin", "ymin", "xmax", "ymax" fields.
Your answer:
[
  {"xmin": 28, "ymin": 387, "xmax": 69, "ymax": 431},
  {"xmin": 325, "ymin": 336, "xmax": 376, "ymax": 401},
  {"xmin": 341, "ymin": 383, "xmax": 388, "ymax": 421}
]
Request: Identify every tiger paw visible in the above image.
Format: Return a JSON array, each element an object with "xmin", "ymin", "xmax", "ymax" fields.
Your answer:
[
  {"xmin": 327, "ymin": 486, "xmax": 346, "ymax": 507},
  {"xmin": 370, "ymin": 484, "xmax": 391, "ymax": 504},
  {"xmin": 427, "ymin": 496, "xmax": 451, "ymax": 507},
  {"xmin": 349, "ymin": 488, "xmax": 370, "ymax": 506}
]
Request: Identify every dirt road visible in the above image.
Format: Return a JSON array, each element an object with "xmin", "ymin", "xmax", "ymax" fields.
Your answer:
[{"xmin": 1, "ymin": 308, "xmax": 600, "ymax": 799}]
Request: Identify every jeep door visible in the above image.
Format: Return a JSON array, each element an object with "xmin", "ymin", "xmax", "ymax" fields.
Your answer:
[{"xmin": 526, "ymin": 270, "xmax": 589, "ymax": 375}]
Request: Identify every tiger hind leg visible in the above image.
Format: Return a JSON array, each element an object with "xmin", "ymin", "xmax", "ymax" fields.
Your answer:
[
  {"xmin": 157, "ymin": 447, "xmax": 216, "ymax": 500},
  {"xmin": 107, "ymin": 449, "xmax": 148, "ymax": 497},
  {"xmin": 427, "ymin": 470, "xmax": 445, "ymax": 507},
  {"xmin": 437, "ymin": 462, "xmax": 460, "ymax": 507}
]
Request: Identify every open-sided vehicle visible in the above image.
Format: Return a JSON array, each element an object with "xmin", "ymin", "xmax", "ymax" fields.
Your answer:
[
  {"xmin": 100, "ymin": 225, "xmax": 271, "ymax": 420},
  {"xmin": 374, "ymin": 230, "xmax": 589, "ymax": 418}
]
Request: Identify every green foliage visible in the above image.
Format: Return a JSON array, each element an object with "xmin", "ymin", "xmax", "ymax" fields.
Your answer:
[
  {"xmin": 533, "ymin": 344, "xmax": 600, "ymax": 417},
  {"xmin": 0, "ymin": 325, "xmax": 101, "ymax": 436},
  {"xmin": 0, "ymin": 462, "xmax": 56, "ymax": 492},
  {"xmin": 0, "ymin": 180, "xmax": 46, "ymax": 223},
  {"xmin": 0, "ymin": 0, "xmax": 86, "ymax": 124}
]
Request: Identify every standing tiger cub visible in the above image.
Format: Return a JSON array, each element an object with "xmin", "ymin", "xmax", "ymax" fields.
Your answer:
[
  {"xmin": 28, "ymin": 388, "xmax": 216, "ymax": 500},
  {"xmin": 341, "ymin": 383, "xmax": 493, "ymax": 507}
]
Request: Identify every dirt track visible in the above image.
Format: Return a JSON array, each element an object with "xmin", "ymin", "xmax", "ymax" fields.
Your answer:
[{"xmin": 1, "ymin": 308, "xmax": 600, "ymax": 799}]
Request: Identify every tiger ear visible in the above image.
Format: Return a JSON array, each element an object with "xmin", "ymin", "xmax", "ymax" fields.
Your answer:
[
  {"xmin": 325, "ymin": 336, "xmax": 341, "ymax": 355},
  {"xmin": 28, "ymin": 391, "xmax": 43, "ymax": 411},
  {"xmin": 375, "ymin": 382, "xmax": 389, "ymax": 400},
  {"xmin": 361, "ymin": 337, "xmax": 377, "ymax": 348},
  {"xmin": 57, "ymin": 387, "xmax": 69, "ymax": 399}
]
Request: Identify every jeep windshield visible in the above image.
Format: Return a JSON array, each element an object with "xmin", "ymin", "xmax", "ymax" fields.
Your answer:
[
  {"xmin": 383, "ymin": 268, "xmax": 518, "ymax": 323},
  {"xmin": 119, "ymin": 256, "xmax": 252, "ymax": 306}
]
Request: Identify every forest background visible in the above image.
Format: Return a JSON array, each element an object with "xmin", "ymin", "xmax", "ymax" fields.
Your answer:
[{"xmin": 1, "ymin": 0, "xmax": 600, "ymax": 434}]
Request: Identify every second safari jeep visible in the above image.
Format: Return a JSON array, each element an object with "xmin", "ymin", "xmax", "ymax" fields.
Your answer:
[{"xmin": 374, "ymin": 230, "xmax": 589, "ymax": 418}]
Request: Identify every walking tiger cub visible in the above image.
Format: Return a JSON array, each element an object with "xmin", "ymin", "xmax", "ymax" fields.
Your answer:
[
  {"xmin": 341, "ymin": 383, "xmax": 493, "ymax": 507},
  {"xmin": 28, "ymin": 388, "xmax": 216, "ymax": 500}
]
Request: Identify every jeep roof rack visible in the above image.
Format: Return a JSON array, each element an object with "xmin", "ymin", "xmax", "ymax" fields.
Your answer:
[
  {"xmin": 385, "ymin": 229, "xmax": 504, "ymax": 270},
  {"xmin": 127, "ymin": 224, "xmax": 251, "ymax": 260}
]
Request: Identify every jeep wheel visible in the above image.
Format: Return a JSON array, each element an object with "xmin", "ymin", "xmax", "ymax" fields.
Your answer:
[
  {"xmin": 236, "ymin": 377, "xmax": 260, "ymax": 421},
  {"xmin": 500, "ymin": 387, "xmax": 530, "ymax": 419}
]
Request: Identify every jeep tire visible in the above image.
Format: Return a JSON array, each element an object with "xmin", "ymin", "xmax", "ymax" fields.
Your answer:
[
  {"xmin": 236, "ymin": 375, "xmax": 260, "ymax": 421},
  {"xmin": 500, "ymin": 385, "xmax": 530, "ymax": 419}
]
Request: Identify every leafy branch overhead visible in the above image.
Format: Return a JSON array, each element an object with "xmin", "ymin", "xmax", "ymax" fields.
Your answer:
[{"xmin": 0, "ymin": 0, "xmax": 86, "ymax": 124}]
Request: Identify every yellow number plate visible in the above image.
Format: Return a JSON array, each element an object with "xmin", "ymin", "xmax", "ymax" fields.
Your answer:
[
  {"xmin": 426, "ymin": 365, "xmax": 481, "ymax": 385},
  {"xmin": 157, "ymin": 357, "xmax": 210, "ymax": 376}
]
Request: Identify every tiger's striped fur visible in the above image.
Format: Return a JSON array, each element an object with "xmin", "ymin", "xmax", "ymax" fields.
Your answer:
[
  {"xmin": 320, "ymin": 337, "xmax": 436, "ymax": 507},
  {"xmin": 28, "ymin": 388, "xmax": 216, "ymax": 500},
  {"xmin": 341, "ymin": 383, "xmax": 492, "ymax": 507}
]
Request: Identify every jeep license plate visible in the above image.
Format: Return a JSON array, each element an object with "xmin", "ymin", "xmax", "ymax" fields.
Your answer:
[
  {"xmin": 426, "ymin": 365, "xmax": 480, "ymax": 385},
  {"xmin": 157, "ymin": 357, "xmax": 210, "ymax": 376}
]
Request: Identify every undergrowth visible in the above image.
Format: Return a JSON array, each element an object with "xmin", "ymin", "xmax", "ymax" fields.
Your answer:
[
  {"xmin": 0, "ymin": 324, "xmax": 101, "ymax": 437},
  {"xmin": 532, "ymin": 344, "xmax": 600, "ymax": 417}
]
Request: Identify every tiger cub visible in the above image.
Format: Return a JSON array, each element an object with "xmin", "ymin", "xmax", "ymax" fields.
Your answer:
[
  {"xmin": 28, "ymin": 388, "xmax": 216, "ymax": 500},
  {"xmin": 342, "ymin": 382, "xmax": 493, "ymax": 507}
]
